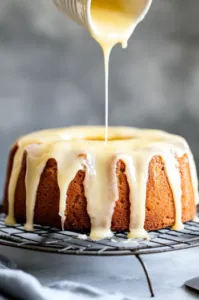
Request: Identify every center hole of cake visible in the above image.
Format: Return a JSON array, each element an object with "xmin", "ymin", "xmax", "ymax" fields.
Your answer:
[{"xmin": 84, "ymin": 136, "xmax": 133, "ymax": 141}]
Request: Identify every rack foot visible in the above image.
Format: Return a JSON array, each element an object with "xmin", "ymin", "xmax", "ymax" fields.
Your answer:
[{"xmin": 135, "ymin": 254, "xmax": 155, "ymax": 297}]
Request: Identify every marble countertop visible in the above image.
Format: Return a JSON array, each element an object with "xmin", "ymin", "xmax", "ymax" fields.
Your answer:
[{"xmin": 0, "ymin": 245, "xmax": 198, "ymax": 300}]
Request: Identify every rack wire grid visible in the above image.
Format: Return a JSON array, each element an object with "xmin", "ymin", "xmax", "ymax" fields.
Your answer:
[{"xmin": 1, "ymin": 206, "xmax": 199, "ymax": 297}]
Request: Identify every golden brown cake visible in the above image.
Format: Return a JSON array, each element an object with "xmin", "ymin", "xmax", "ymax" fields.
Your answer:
[{"xmin": 3, "ymin": 127, "xmax": 198, "ymax": 240}]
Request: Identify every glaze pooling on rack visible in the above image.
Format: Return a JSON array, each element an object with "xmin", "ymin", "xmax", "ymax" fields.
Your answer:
[{"xmin": 5, "ymin": 126, "xmax": 199, "ymax": 240}]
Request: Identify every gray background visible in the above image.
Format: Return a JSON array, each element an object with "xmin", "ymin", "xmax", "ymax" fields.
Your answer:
[{"xmin": 0, "ymin": 0, "xmax": 199, "ymax": 197}]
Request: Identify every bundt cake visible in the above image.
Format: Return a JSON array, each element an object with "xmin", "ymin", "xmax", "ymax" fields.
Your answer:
[{"xmin": 3, "ymin": 126, "xmax": 198, "ymax": 240}]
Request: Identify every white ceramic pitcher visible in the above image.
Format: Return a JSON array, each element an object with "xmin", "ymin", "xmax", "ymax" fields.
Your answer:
[{"xmin": 53, "ymin": 0, "xmax": 152, "ymax": 38}]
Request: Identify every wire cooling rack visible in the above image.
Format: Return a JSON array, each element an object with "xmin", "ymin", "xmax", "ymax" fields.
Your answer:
[
  {"xmin": 1, "ymin": 208, "xmax": 199, "ymax": 297},
  {"xmin": 1, "ymin": 213, "xmax": 199, "ymax": 256}
]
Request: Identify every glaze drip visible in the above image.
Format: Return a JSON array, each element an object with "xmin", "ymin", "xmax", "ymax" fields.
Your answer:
[
  {"xmin": 88, "ymin": 0, "xmax": 152, "ymax": 141},
  {"xmin": 5, "ymin": 127, "xmax": 199, "ymax": 240}
]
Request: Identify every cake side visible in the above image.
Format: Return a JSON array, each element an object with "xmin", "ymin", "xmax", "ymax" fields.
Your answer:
[
  {"xmin": 3, "ymin": 150, "xmax": 196, "ymax": 233},
  {"xmin": 3, "ymin": 144, "xmax": 18, "ymax": 215}
]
